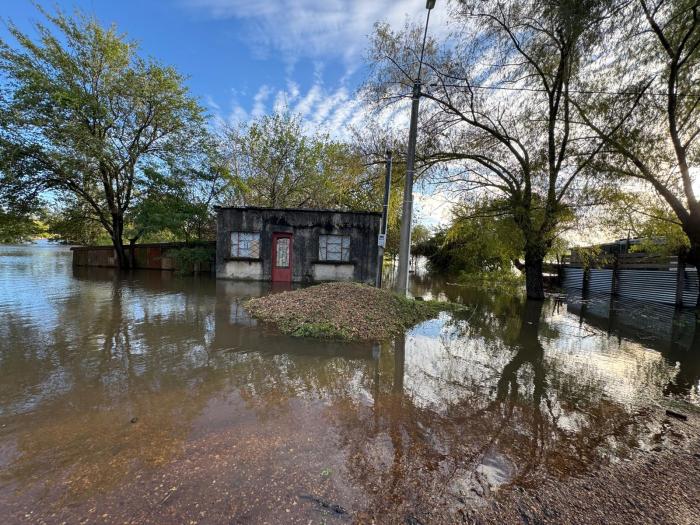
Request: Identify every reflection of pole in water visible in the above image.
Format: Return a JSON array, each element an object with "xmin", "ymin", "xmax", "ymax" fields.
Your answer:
[
  {"xmin": 393, "ymin": 333, "xmax": 405, "ymax": 395},
  {"xmin": 372, "ymin": 342, "xmax": 381, "ymax": 423}
]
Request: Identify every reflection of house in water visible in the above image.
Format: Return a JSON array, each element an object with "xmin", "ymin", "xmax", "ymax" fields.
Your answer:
[
  {"xmin": 564, "ymin": 290, "xmax": 700, "ymax": 398},
  {"xmin": 215, "ymin": 207, "xmax": 381, "ymax": 284}
]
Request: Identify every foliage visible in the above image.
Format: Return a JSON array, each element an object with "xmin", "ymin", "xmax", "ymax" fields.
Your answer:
[
  {"xmin": 417, "ymin": 202, "xmax": 525, "ymax": 276},
  {"xmin": 222, "ymin": 112, "xmax": 376, "ymax": 210},
  {"xmin": 127, "ymin": 165, "xmax": 223, "ymax": 244},
  {"xmin": 46, "ymin": 200, "xmax": 111, "ymax": 245},
  {"xmin": 0, "ymin": 209, "xmax": 45, "ymax": 243},
  {"xmin": 0, "ymin": 6, "xmax": 209, "ymax": 267},
  {"xmin": 410, "ymin": 224, "xmax": 431, "ymax": 255},
  {"xmin": 596, "ymin": 189, "xmax": 690, "ymax": 256}
]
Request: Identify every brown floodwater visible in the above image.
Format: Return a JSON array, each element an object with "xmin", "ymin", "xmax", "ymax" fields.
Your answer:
[{"xmin": 0, "ymin": 243, "xmax": 699, "ymax": 524}]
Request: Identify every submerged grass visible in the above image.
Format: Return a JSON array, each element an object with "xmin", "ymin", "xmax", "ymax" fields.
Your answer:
[{"xmin": 245, "ymin": 282, "xmax": 459, "ymax": 341}]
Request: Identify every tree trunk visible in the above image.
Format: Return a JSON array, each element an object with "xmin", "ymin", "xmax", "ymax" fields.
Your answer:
[
  {"xmin": 524, "ymin": 251, "xmax": 545, "ymax": 300},
  {"xmin": 111, "ymin": 214, "xmax": 130, "ymax": 269},
  {"xmin": 687, "ymin": 249, "xmax": 700, "ymax": 310},
  {"xmin": 683, "ymin": 217, "xmax": 700, "ymax": 308}
]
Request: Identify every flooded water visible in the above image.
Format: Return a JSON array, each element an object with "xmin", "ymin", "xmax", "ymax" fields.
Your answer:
[{"xmin": 1, "ymin": 244, "xmax": 699, "ymax": 524}]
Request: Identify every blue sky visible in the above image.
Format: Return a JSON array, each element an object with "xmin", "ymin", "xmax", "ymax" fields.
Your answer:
[{"xmin": 2, "ymin": 0, "xmax": 451, "ymax": 135}]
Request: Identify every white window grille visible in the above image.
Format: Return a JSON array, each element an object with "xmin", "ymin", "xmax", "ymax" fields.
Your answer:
[
  {"xmin": 319, "ymin": 235, "xmax": 351, "ymax": 262},
  {"xmin": 230, "ymin": 232, "xmax": 260, "ymax": 258}
]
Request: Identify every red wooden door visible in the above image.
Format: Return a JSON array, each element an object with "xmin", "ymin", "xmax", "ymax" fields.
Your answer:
[{"xmin": 271, "ymin": 233, "xmax": 293, "ymax": 282}]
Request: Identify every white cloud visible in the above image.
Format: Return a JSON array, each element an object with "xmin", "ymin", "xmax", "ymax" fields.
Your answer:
[
  {"xmin": 251, "ymin": 85, "xmax": 272, "ymax": 117},
  {"xmin": 182, "ymin": 0, "xmax": 452, "ymax": 65},
  {"xmin": 414, "ymin": 191, "xmax": 455, "ymax": 228}
]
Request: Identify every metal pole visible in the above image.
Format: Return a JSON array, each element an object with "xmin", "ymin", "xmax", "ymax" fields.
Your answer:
[
  {"xmin": 395, "ymin": 81, "xmax": 421, "ymax": 295},
  {"xmin": 376, "ymin": 150, "xmax": 393, "ymax": 288}
]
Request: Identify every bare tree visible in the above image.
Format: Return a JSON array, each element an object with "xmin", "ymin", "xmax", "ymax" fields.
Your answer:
[
  {"xmin": 575, "ymin": 0, "xmax": 700, "ymax": 302},
  {"xmin": 366, "ymin": 0, "xmax": 614, "ymax": 299}
]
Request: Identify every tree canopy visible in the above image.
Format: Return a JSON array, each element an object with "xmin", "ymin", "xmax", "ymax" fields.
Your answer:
[
  {"xmin": 0, "ymin": 7, "xmax": 209, "ymax": 265},
  {"xmin": 576, "ymin": 0, "xmax": 700, "ymax": 269},
  {"xmin": 222, "ymin": 112, "xmax": 377, "ymax": 211}
]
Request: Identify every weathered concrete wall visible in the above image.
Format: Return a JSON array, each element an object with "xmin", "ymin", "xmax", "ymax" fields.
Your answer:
[
  {"xmin": 216, "ymin": 206, "xmax": 381, "ymax": 284},
  {"xmin": 220, "ymin": 260, "xmax": 263, "ymax": 280},
  {"xmin": 312, "ymin": 262, "xmax": 355, "ymax": 281},
  {"xmin": 71, "ymin": 242, "xmax": 215, "ymax": 272}
]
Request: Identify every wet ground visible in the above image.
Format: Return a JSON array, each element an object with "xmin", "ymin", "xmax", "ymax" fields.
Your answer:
[{"xmin": 0, "ymin": 244, "xmax": 699, "ymax": 524}]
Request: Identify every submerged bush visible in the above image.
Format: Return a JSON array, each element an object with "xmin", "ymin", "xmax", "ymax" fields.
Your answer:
[{"xmin": 165, "ymin": 245, "xmax": 215, "ymax": 275}]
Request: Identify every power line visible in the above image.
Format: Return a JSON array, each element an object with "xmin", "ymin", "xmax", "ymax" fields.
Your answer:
[{"xmin": 428, "ymin": 82, "xmax": 700, "ymax": 98}]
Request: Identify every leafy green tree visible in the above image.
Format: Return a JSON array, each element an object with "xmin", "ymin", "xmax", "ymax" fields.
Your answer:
[
  {"xmin": 0, "ymin": 7, "xmax": 208, "ymax": 268},
  {"xmin": 46, "ymin": 199, "xmax": 111, "ymax": 245},
  {"xmin": 598, "ymin": 189, "xmax": 690, "ymax": 256},
  {"xmin": 418, "ymin": 203, "xmax": 525, "ymax": 277},
  {"xmin": 223, "ymin": 112, "xmax": 374, "ymax": 209},
  {"xmin": 367, "ymin": 0, "xmax": 615, "ymax": 299},
  {"xmin": 127, "ymin": 164, "xmax": 224, "ymax": 245},
  {"xmin": 0, "ymin": 209, "xmax": 45, "ymax": 243}
]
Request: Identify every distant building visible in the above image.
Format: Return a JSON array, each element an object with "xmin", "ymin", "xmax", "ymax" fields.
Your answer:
[{"xmin": 215, "ymin": 206, "xmax": 381, "ymax": 284}]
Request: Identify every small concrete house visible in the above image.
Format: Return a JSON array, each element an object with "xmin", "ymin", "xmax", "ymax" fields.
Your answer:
[{"xmin": 215, "ymin": 206, "xmax": 381, "ymax": 284}]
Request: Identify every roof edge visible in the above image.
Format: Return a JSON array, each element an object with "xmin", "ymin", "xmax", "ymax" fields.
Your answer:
[{"xmin": 214, "ymin": 205, "xmax": 382, "ymax": 216}]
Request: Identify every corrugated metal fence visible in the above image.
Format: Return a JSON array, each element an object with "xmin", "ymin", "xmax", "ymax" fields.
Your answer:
[{"xmin": 561, "ymin": 254, "xmax": 698, "ymax": 307}]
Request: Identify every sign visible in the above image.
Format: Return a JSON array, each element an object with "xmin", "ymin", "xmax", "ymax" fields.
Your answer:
[{"xmin": 377, "ymin": 233, "xmax": 386, "ymax": 248}]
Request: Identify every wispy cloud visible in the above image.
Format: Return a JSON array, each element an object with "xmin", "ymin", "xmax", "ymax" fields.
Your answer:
[
  {"xmin": 213, "ymin": 79, "xmax": 411, "ymax": 141},
  {"xmin": 182, "ymin": 0, "xmax": 452, "ymax": 65},
  {"xmin": 251, "ymin": 85, "xmax": 272, "ymax": 117}
]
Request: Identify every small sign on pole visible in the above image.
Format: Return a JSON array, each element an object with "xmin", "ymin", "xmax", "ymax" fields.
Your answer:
[{"xmin": 377, "ymin": 233, "xmax": 387, "ymax": 248}]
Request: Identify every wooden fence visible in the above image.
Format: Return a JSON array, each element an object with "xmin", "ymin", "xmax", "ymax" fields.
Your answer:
[
  {"xmin": 561, "ymin": 253, "xmax": 698, "ymax": 307},
  {"xmin": 71, "ymin": 242, "xmax": 216, "ymax": 272}
]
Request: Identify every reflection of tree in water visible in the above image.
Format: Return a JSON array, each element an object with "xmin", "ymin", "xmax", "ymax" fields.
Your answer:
[
  {"xmin": 0, "ymin": 272, "xmax": 380, "ymax": 504},
  {"xmin": 328, "ymin": 299, "xmax": 651, "ymax": 524},
  {"xmin": 0, "ymin": 267, "xmax": 679, "ymax": 521}
]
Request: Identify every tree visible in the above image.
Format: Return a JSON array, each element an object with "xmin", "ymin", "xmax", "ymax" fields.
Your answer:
[
  {"xmin": 416, "ymin": 202, "xmax": 526, "ymax": 277},
  {"xmin": 127, "ymin": 163, "xmax": 224, "ymax": 245},
  {"xmin": 0, "ymin": 7, "xmax": 207, "ymax": 268},
  {"xmin": 222, "ymin": 112, "xmax": 374, "ymax": 210},
  {"xmin": 46, "ymin": 199, "xmax": 111, "ymax": 245},
  {"xmin": 367, "ymin": 0, "xmax": 614, "ymax": 299},
  {"xmin": 575, "ymin": 0, "xmax": 700, "ymax": 301},
  {"xmin": 0, "ymin": 208, "xmax": 45, "ymax": 243},
  {"xmin": 597, "ymin": 189, "xmax": 690, "ymax": 256}
]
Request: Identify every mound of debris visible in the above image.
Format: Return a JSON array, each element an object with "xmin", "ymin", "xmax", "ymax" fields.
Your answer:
[{"xmin": 246, "ymin": 282, "xmax": 449, "ymax": 341}]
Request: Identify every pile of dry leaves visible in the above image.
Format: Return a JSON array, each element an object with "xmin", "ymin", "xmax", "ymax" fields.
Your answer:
[{"xmin": 246, "ymin": 282, "xmax": 447, "ymax": 341}]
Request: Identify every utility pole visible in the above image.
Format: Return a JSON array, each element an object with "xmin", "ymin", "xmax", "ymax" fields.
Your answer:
[
  {"xmin": 395, "ymin": 0, "xmax": 435, "ymax": 295},
  {"xmin": 376, "ymin": 150, "xmax": 393, "ymax": 288}
]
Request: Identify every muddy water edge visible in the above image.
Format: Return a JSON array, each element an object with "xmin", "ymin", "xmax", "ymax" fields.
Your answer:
[{"xmin": 0, "ymin": 244, "xmax": 699, "ymax": 524}]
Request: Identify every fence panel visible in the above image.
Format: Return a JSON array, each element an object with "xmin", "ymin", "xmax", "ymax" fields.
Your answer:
[
  {"xmin": 617, "ymin": 269, "xmax": 677, "ymax": 304},
  {"xmin": 562, "ymin": 267, "xmax": 584, "ymax": 289},
  {"xmin": 588, "ymin": 269, "xmax": 613, "ymax": 294},
  {"xmin": 681, "ymin": 267, "xmax": 699, "ymax": 307}
]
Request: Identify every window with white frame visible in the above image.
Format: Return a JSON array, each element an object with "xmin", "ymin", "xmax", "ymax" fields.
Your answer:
[
  {"xmin": 230, "ymin": 232, "xmax": 260, "ymax": 258},
  {"xmin": 319, "ymin": 234, "xmax": 351, "ymax": 262}
]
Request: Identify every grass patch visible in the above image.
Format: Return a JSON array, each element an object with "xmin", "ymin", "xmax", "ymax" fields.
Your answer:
[{"xmin": 245, "ymin": 282, "xmax": 460, "ymax": 341}]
